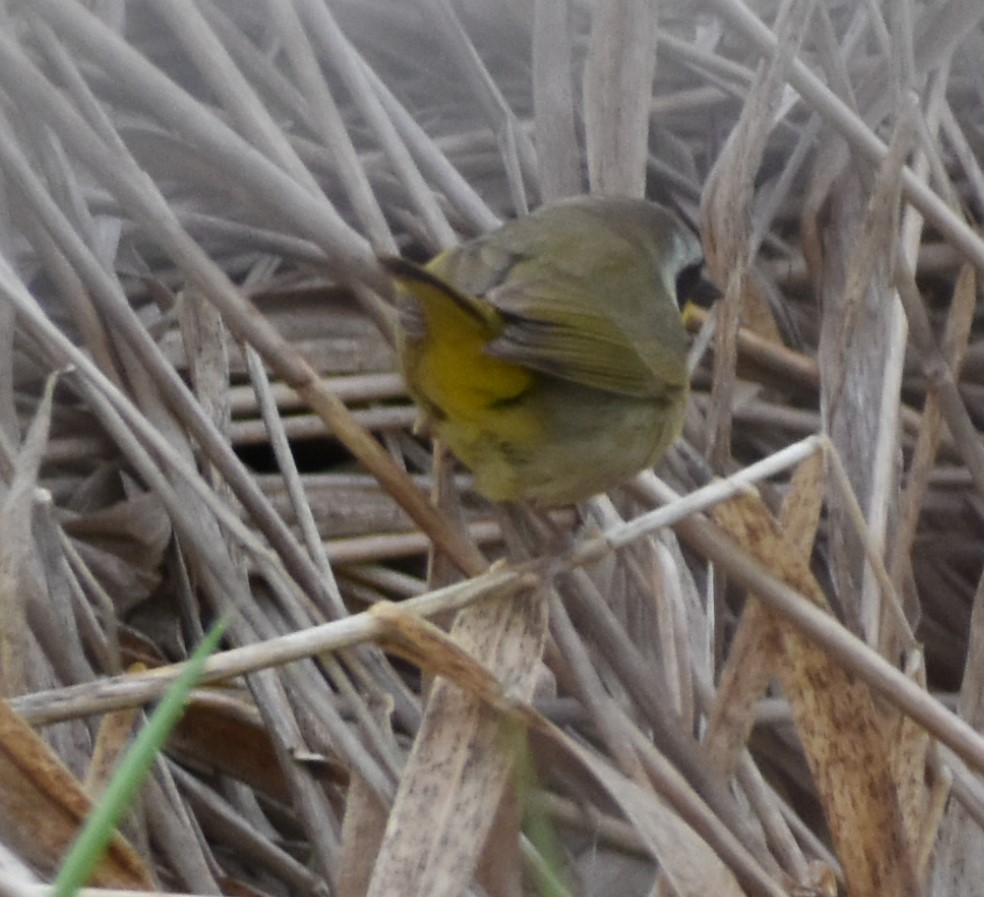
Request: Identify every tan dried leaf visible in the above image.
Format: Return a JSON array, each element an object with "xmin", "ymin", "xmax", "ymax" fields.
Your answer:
[
  {"xmin": 712, "ymin": 492, "xmax": 918, "ymax": 897},
  {"xmin": 705, "ymin": 452, "xmax": 825, "ymax": 777},
  {"xmin": 0, "ymin": 698, "xmax": 152, "ymax": 887},
  {"xmin": 365, "ymin": 591, "xmax": 548, "ymax": 897}
]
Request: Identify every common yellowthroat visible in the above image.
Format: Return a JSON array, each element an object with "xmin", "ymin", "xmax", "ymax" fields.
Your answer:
[{"xmin": 381, "ymin": 196, "xmax": 703, "ymax": 506}]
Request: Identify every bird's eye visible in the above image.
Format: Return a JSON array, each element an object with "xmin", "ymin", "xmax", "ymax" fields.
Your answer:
[{"xmin": 674, "ymin": 262, "xmax": 704, "ymax": 307}]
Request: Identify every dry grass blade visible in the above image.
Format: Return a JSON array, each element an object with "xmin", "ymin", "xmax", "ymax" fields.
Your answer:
[
  {"xmin": 700, "ymin": 0, "xmax": 814, "ymax": 464},
  {"xmin": 930, "ymin": 565, "xmax": 984, "ymax": 892},
  {"xmin": 336, "ymin": 771, "xmax": 388, "ymax": 897},
  {"xmin": 532, "ymin": 0, "xmax": 581, "ymax": 200},
  {"xmin": 83, "ymin": 701, "xmax": 142, "ymax": 799},
  {"xmin": 582, "ymin": 0, "xmax": 656, "ymax": 195},
  {"xmin": 890, "ymin": 263, "xmax": 976, "ymax": 589},
  {"xmin": 0, "ymin": 374, "xmax": 57, "ymax": 697},
  {"xmin": 10, "ymin": 568, "xmax": 534, "ymax": 726}
]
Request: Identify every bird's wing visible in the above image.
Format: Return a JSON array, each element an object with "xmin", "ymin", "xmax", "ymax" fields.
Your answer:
[{"xmin": 485, "ymin": 274, "xmax": 687, "ymax": 397}]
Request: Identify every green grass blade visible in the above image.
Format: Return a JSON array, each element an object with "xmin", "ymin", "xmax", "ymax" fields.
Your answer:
[{"xmin": 52, "ymin": 617, "xmax": 228, "ymax": 897}]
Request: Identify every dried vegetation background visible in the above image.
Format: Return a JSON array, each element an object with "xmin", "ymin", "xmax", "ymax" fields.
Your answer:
[{"xmin": 2, "ymin": 1, "xmax": 984, "ymax": 896}]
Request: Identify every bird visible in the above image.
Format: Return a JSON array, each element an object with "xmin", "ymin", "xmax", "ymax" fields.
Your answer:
[{"xmin": 380, "ymin": 195, "xmax": 703, "ymax": 506}]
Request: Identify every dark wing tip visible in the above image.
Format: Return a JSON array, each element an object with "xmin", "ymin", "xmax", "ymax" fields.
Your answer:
[
  {"xmin": 377, "ymin": 253, "xmax": 493, "ymax": 327},
  {"xmin": 377, "ymin": 254, "xmax": 423, "ymax": 279},
  {"xmin": 376, "ymin": 254, "xmax": 455, "ymax": 295}
]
